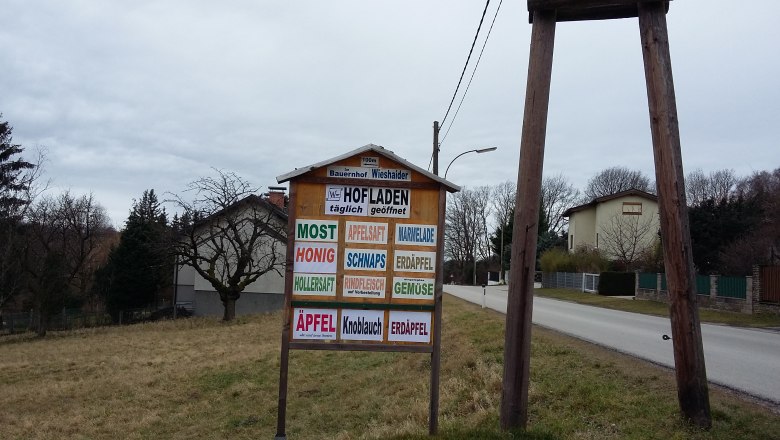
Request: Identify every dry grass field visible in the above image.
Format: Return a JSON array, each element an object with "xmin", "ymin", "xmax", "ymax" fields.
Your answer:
[{"xmin": 1, "ymin": 295, "xmax": 778, "ymax": 440}]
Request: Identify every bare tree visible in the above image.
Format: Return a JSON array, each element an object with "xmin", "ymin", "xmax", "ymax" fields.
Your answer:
[
  {"xmin": 599, "ymin": 212, "xmax": 658, "ymax": 270},
  {"xmin": 445, "ymin": 186, "xmax": 491, "ymax": 284},
  {"xmin": 22, "ymin": 191, "xmax": 110, "ymax": 336},
  {"xmin": 169, "ymin": 169, "xmax": 286, "ymax": 321},
  {"xmin": 491, "ymin": 181, "xmax": 515, "ymax": 282},
  {"xmin": 686, "ymin": 168, "xmax": 737, "ymax": 207},
  {"xmin": 584, "ymin": 166, "xmax": 653, "ymax": 200},
  {"xmin": 541, "ymin": 173, "xmax": 580, "ymax": 234}
]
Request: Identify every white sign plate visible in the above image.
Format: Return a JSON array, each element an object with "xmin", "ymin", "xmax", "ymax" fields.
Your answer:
[
  {"xmin": 295, "ymin": 219, "xmax": 339, "ymax": 242},
  {"xmin": 388, "ymin": 311, "xmax": 431, "ymax": 343},
  {"xmin": 325, "ymin": 185, "xmax": 410, "ymax": 218},
  {"xmin": 344, "ymin": 248, "xmax": 388, "ymax": 271},
  {"xmin": 393, "ymin": 250, "xmax": 436, "ymax": 273},
  {"xmin": 395, "ymin": 224, "xmax": 437, "ymax": 246},
  {"xmin": 327, "ymin": 166, "xmax": 411, "ymax": 182},
  {"xmin": 340, "ymin": 309, "xmax": 384, "ymax": 341},
  {"xmin": 391, "ymin": 277, "xmax": 434, "ymax": 301},
  {"xmin": 343, "ymin": 275, "xmax": 386, "ymax": 298},
  {"xmin": 345, "ymin": 221, "xmax": 388, "ymax": 244},
  {"xmin": 292, "ymin": 273, "xmax": 337, "ymax": 296},
  {"xmin": 293, "ymin": 308, "xmax": 338, "ymax": 340},
  {"xmin": 293, "ymin": 242, "xmax": 338, "ymax": 274}
]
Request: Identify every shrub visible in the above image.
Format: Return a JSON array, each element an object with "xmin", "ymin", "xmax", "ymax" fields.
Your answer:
[
  {"xmin": 540, "ymin": 248, "xmax": 575, "ymax": 272},
  {"xmin": 598, "ymin": 272, "xmax": 636, "ymax": 296},
  {"xmin": 571, "ymin": 245, "xmax": 610, "ymax": 273}
]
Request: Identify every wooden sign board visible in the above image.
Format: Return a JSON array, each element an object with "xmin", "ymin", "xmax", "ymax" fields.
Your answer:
[{"xmin": 275, "ymin": 144, "xmax": 459, "ymax": 438}]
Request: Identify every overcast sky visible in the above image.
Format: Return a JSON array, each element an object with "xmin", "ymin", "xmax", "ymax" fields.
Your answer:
[{"xmin": 2, "ymin": 1, "xmax": 778, "ymax": 227}]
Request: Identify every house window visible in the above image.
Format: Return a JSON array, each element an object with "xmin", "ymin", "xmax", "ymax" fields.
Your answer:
[{"xmin": 622, "ymin": 202, "xmax": 642, "ymax": 215}]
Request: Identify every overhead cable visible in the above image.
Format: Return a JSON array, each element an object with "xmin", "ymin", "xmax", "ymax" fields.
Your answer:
[
  {"xmin": 440, "ymin": 0, "xmax": 492, "ymax": 129},
  {"xmin": 440, "ymin": 0, "xmax": 504, "ymax": 145}
]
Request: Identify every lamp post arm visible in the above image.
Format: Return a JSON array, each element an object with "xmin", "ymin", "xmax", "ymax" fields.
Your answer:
[{"xmin": 444, "ymin": 150, "xmax": 477, "ymax": 179}]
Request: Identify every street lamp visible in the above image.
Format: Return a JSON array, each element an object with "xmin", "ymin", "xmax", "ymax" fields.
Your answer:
[
  {"xmin": 443, "ymin": 147, "xmax": 497, "ymax": 179},
  {"xmin": 443, "ymin": 147, "xmax": 497, "ymax": 285}
]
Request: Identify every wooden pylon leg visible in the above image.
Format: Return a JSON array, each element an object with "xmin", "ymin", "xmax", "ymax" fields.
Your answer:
[
  {"xmin": 638, "ymin": 1, "xmax": 712, "ymax": 429},
  {"xmin": 500, "ymin": 8, "xmax": 556, "ymax": 431}
]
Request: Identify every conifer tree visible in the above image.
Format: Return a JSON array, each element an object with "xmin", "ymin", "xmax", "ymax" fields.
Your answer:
[{"xmin": 102, "ymin": 189, "xmax": 171, "ymax": 320}]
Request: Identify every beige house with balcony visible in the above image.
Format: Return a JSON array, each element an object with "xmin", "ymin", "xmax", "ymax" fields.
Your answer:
[{"xmin": 563, "ymin": 189, "xmax": 660, "ymax": 264}]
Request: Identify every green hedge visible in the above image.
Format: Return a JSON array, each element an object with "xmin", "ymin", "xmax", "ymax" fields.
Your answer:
[{"xmin": 598, "ymin": 272, "xmax": 636, "ymax": 296}]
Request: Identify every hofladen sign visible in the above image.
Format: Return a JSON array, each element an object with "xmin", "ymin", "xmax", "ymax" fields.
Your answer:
[{"xmin": 325, "ymin": 184, "xmax": 410, "ymax": 218}]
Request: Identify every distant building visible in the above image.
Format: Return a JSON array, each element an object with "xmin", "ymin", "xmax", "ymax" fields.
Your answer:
[
  {"xmin": 563, "ymin": 189, "xmax": 659, "ymax": 261},
  {"xmin": 173, "ymin": 193, "xmax": 287, "ymax": 317}
]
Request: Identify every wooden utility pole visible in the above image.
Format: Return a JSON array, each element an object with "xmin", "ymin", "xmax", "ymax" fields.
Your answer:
[
  {"xmin": 500, "ymin": 8, "xmax": 556, "ymax": 430},
  {"xmin": 501, "ymin": 0, "xmax": 711, "ymax": 431},
  {"xmin": 638, "ymin": 1, "xmax": 711, "ymax": 428}
]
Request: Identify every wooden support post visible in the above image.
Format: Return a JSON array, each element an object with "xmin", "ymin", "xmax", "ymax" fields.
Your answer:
[
  {"xmin": 500, "ymin": 8, "xmax": 556, "ymax": 430},
  {"xmin": 429, "ymin": 186, "xmax": 447, "ymax": 435},
  {"xmin": 275, "ymin": 184, "xmax": 298, "ymax": 440},
  {"xmin": 638, "ymin": 2, "xmax": 712, "ymax": 429}
]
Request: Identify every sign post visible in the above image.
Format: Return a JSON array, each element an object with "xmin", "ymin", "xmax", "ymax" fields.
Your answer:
[{"xmin": 275, "ymin": 144, "xmax": 459, "ymax": 439}]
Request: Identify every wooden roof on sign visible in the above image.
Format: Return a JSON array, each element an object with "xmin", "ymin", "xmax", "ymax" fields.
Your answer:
[
  {"xmin": 527, "ymin": 0, "xmax": 671, "ymax": 22},
  {"xmin": 276, "ymin": 143, "xmax": 461, "ymax": 193}
]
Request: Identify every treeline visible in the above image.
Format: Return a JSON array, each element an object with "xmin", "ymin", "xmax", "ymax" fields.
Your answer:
[
  {"xmin": 1, "ymin": 116, "xmax": 180, "ymax": 335},
  {"xmin": 2, "ymin": 114, "xmax": 287, "ymax": 335},
  {"xmin": 445, "ymin": 166, "xmax": 779, "ymax": 283}
]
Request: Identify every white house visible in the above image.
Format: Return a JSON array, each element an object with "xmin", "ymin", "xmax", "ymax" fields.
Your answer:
[{"xmin": 173, "ymin": 193, "xmax": 287, "ymax": 317}]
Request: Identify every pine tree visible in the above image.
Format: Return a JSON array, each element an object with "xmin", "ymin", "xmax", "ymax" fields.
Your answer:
[
  {"xmin": 102, "ymin": 190, "xmax": 171, "ymax": 320},
  {"xmin": 0, "ymin": 116, "xmax": 34, "ymax": 219},
  {"xmin": 0, "ymin": 116, "xmax": 34, "ymax": 310}
]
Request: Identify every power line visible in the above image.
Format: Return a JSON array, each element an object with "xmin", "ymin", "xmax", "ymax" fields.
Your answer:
[
  {"xmin": 440, "ymin": 0, "xmax": 503, "ymax": 145},
  {"xmin": 440, "ymin": 0, "xmax": 492, "ymax": 128}
]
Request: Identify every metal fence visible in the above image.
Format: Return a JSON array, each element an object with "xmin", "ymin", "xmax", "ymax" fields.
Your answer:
[
  {"xmin": 695, "ymin": 275, "xmax": 710, "ymax": 295},
  {"xmin": 541, "ymin": 272, "xmax": 584, "ymax": 290},
  {"xmin": 639, "ymin": 273, "xmax": 748, "ymax": 299},
  {"xmin": 1, "ymin": 309, "xmax": 112, "ymax": 335},
  {"xmin": 638, "ymin": 273, "xmax": 656, "ymax": 290},
  {"xmin": 717, "ymin": 276, "xmax": 747, "ymax": 299}
]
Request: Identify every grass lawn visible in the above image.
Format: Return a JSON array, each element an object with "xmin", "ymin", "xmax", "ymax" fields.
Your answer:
[
  {"xmin": 535, "ymin": 288, "xmax": 780, "ymax": 328},
  {"xmin": 0, "ymin": 295, "xmax": 777, "ymax": 439}
]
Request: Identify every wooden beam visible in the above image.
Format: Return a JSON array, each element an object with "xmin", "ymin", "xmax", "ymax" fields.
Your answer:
[
  {"xmin": 500, "ymin": 8, "xmax": 556, "ymax": 431},
  {"xmin": 529, "ymin": 0, "xmax": 656, "ymax": 9},
  {"xmin": 288, "ymin": 342, "xmax": 433, "ymax": 353},
  {"xmin": 275, "ymin": 182, "xmax": 298, "ymax": 440},
  {"xmin": 528, "ymin": 0, "xmax": 669, "ymax": 23},
  {"xmin": 429, "ymin": 186, "xmax": 447, "ymax": 435},
  {"xmin": 638, "ymin": 1, "xmax": 712, "ymax": 429}
]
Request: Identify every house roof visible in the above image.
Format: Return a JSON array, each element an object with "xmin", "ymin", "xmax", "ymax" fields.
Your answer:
[
  {"xmin": 275, "ymin": 143, "xmax": 461, "ymax": 193},
  {"xmin": 562, "ymin": 189, "xmax": 658, "ymax": 217},
  {"xmin": 193, "ymin": 194, "xmax": 288, "ymax": 241}
]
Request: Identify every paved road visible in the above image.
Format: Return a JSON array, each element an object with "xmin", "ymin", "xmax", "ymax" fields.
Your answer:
[{"xmin": 444, "ymin": 284, "xmax": 780, "ymax": 406}]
